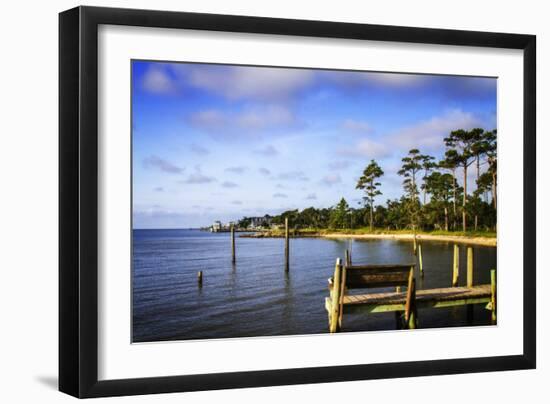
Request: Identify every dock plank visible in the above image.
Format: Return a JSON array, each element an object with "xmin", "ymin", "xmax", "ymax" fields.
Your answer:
[
  {"xmin": 338, "ymin": 285, "xmax": 492, "ymax": 314},
  {"xmin": 343, "ymin": 285, "xmax": 490, "ymax": 305},
  {"xmin": 345, "ymin": 264, "xmax": 415, "ymax": 270}
]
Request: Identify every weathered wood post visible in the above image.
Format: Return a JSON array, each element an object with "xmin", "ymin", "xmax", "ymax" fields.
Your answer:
[
  {"xmin": 231, "ymin": 223, "xmax": 236, "ymax": 263},
  {"xmin": 395, "ymin": 286, "xmax": 402, "ymax": 329},
  {"xmin": 452, "ymin": 244, "xmax": 460, "ymax": 287},
  {"xmin": 417, "ymin": 242, "xmax": 424, "ymax": 276},
  {"xmin": 197, "ymin": 271, "xmax": 203, "ymax": 286},
  {"xmin": 467, "ymin": 246, "xmax": 474, "ymax": 287},
  {"xmin": 405, "ymin": 268, "xmax": 416, "ymax": 329},
  {"xmin": 345, "ymin": 249, "xmax": 350, "ymax": 267},
  {"xmin": 466, "ymin": 246, "xmax": 474, "ymax": 322},
  {"xmin": 337, "ymin": 263, "xmax": 347, "ymax": 328},
  {"xmin": 408, "ymin": 295, "xmax": 416, "ymax": 329},
  {"xmin": 284, "ymin": 217, "xmax": 289, "ymax": 272},
  {"xmin": 348, "ymin": 239, "xmax": 353, "ymax": 265},
  {"xmin": 490, "ymin": 269, "xmax": 497, "ymax": 323},
  {"xmin": 329, "ymin": 258, "xmax": 342, "ymax": 333}
]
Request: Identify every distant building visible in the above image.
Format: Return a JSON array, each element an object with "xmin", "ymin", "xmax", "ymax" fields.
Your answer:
[
  {"xmin": 211, "ymin": 220, "xmax": 236, "ymax": 232},
  {"xmin": 248, "ymin": 215, "xmax": 273, "ymax": 229},
  {"xmin": 211, "ymin": 221, "xmax": 222, "ymax": 232}
]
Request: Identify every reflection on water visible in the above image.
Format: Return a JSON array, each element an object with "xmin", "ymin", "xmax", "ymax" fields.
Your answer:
[{"xmin": 132, "ymin": 229, "xmax": 496, "ymax": 342}]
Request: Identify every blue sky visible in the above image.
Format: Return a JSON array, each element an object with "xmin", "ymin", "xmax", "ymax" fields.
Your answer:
[{"xmin": 132, "ymin": 60, "xmax": 496, "ymax": 229}]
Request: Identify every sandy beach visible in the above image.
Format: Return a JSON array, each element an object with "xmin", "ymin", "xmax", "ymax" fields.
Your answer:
[{"xmin": 243, "ymin": 231, "xmax": 496, "ymax": 247}]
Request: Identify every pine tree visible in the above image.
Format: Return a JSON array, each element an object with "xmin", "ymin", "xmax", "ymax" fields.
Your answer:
[{"xmin": 356, "ymin": 160, "xmax": 384, "ymax": 231}]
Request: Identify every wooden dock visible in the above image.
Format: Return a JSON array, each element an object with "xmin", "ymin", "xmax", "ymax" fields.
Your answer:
[
  {"xmin": 329, "ymin": 284, "xmax": 492, "ymax": 314},
  {"xmin": 325, "ymin": 244, "xmax": 496, "ymax": 332}
]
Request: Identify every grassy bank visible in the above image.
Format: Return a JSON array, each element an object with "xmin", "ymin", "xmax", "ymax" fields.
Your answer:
[{"xmin": 240, "ymin": 227, "xmax": 496, "ymax": 246}]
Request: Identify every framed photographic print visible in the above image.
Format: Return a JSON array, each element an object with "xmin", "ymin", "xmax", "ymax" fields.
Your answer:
[{"xmin": 59, "ymin": 6, "xmax": 536, "ymax": 398}]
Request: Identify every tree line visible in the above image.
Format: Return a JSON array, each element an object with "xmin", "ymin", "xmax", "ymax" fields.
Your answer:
[{"xmin": 248, "ymin": 128, "xmax": 496, "ymax": 233}]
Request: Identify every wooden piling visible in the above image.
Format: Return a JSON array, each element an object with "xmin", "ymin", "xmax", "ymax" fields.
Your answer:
[
  {"xmin": 417, "ymin": 243, "xmax": 424, "ymax": 276},
  {"xmin": 329, "ymin": 258, "xmax": 342, "ymax": 333},
  {"xmin": 338, "ymin": 263, "xmax": 347, "ymax": 328},
  {"xmin": 452, "ymin": 244, "xmax": 459, "ymax": 287},
  {"xmin": 231, "ymin": 224, "xmax": 236, "ymax": 263},
  {"xmin": 284, "ymin": 217, "xmax": 289, "ymax": 272},
  {"xmin": 345, "ymin": 249, "xmax": 350, "ymax": 267},
  {"xmin": 197, "ymin": 271, "xmax": 203, "ymax": 285},
  {"xmin": 348, "ymin": 239, "xmax": 353, "ymax": 265},
  {"xmin": 467, "ymin": 246, "xmax": 474, "ymax": 287},
  {"xmin": 490, "ymin": 269, "xmax": 497, "ymax": 323},
  {"xmin": 466, "ymin": 246, "xmax": 474, "ymax": 322},
  {"xmin": 408, "ymin": 305, "xmax": 417, "ymax": 329},
  {"xmin": 405, "ymin": 273, "xmax": 416, "ymax": 329},
  {"xmin": 395, "ymin": 286, "xmax": 402, "ymax": 329}
]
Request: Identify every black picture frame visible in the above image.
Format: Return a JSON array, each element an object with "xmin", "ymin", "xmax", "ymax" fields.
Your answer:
[{"xmin": 59, "ymin": 5, "xmax": 536, "ymax": 398}]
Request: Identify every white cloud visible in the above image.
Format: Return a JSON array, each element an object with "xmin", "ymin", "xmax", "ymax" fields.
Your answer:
[
  {"xmin": 337, "ymin": 138, "xmax": 390, "ymax": 159},
  {"xmin": 328, "ymin": 161, "xmax": 352, "ymax": 170},
  {"xmin": 305, "ymin": 193, "xmax": 317, "ymax": 200},
  {"xmin": 225, "ymin": 166, "xmax": 247, "ymax": 174},
  {"xmin": 389, "ymin": 109, "xmax": 484, "ymax": 152},
  {"xmin": 141, "ymin": 66, "xmax": 176, "ymax": 94},
  {"xmin": 181, "ymin": 166, "xmax": 216, "ymax": 184},
  {"xmin": 189, "ymin": 105, "xmax": 300, "ymax": 134},
  {"xmin": 277, "ymin": 171, "xmax": 309, "ymax": 182},
  {"xmin": 342, "ymin": 119, "xmax": 373, "ymax": 134},
  {"xmin": 273, "ymin": 193, "xmax": 288, "ymax": 198},
  {"xmin": 236, "ymin": 105, "xmax": 297, "ymax": 130},
  {"xmin": 182, "ymin": 173, "xmax": 216, "ymax": 184},
  {"xmin": 335, "ymin": 109, "xmax": 483, "ymax": 161},
  {"xmin": 320, "ymin": 174, "xmax": 342, "ymax": 186},
  {"xmin": 184, "ymin": 65, "xmax": 315, "ymax": 101},
  {"xmin": 143, "ymin": 63, "xmax": 427, "ymax": 100},
  {"xmin": 254, "ymin": 145, "xmax": 279, "ymax": 157},
  {"xmin": 258, "ymin": 168, "xmax": 271, "ymax": 176},
  {"xmin": 143, "ymin": 155, "xmax": 184, "ymax": 174},
  {"xmin": 189, "ymin": 109, "xmax": 226, "ymax": 132},
  {"xmin": 365, "ymin": 72, "xmax": 426, "ymax": 87},
  {"xmin": 221, "ymin": 181, "xmax": 239, "ymax": 188},
  {"xmin": 190, "ymin": 144, "xmax": 210, "ymax": 155},
  {"xmin": 322, "ymin": 70, "xmax": 425, "ymax": 90}
]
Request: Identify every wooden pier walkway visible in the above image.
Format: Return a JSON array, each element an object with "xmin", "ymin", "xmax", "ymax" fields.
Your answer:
[
  {"xmin": 331, "ymin": 284, "xmax": 492, "ymax": 313},
  {"xmin": 325, "ymin": 244, "xmax": 496, "ymax": 332}
]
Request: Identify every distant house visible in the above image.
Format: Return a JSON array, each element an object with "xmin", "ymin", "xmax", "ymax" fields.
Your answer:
[
  {"xmin": 211, "ymin": 221, "xmax": 222, "ymax": 232},
  {"xmin": 248, "ymin": 215, "xmax": 273, "ymax": 229},
  {"xmin": 211, "ymin": 220, "xmax": 236, "ymax": 232}
]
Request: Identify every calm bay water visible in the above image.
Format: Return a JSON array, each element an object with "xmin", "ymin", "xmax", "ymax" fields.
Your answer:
[{"xmin": 132, "ymin": 229, "xmax": 497, "ymax": 342}]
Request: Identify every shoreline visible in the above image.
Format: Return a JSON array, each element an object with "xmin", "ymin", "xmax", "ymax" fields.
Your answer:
[
  {"xmin": 242, "ymin": 232, "xmax": 496, "ymax": 247},
  {"xmin": 321, "ymin": 233, "xmax": 496, "ymax": 247}
]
